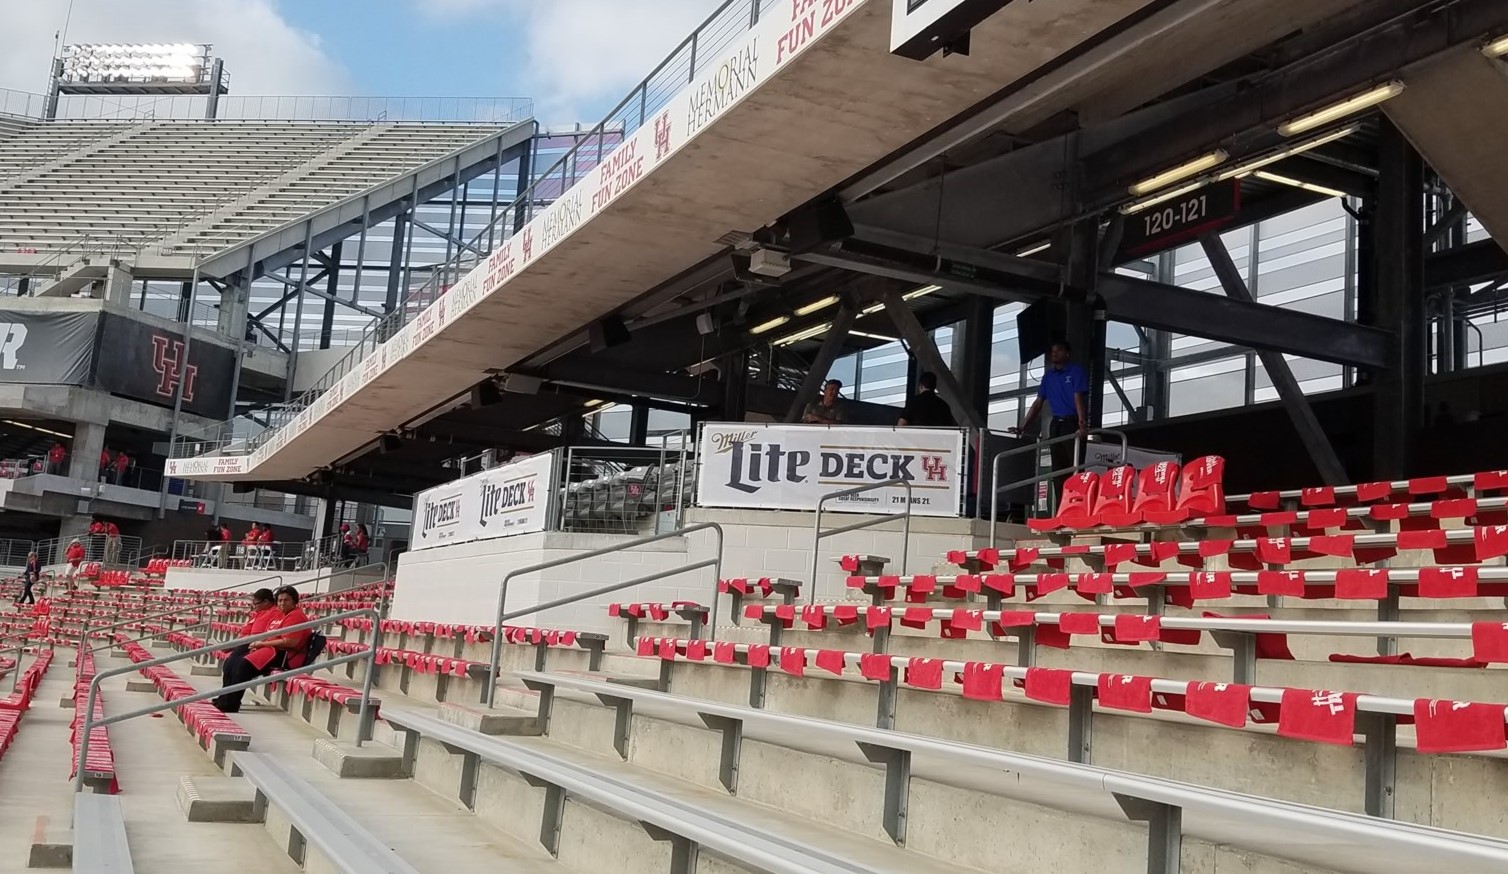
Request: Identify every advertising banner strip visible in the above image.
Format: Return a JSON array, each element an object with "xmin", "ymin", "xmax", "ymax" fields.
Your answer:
[
  {"xmin": 246, "ymin": 0, "xmax": 871, "ymax": 474},
  {"xmin": 696, "ymin": 424, "xmax": 965, "ymax": 518},
  {"xmin": 411, "ymin": 451, "xmax": 556, "ymax": 551},
  {"xmin": 0, "ymin": 310, "xmax": 97, "ymax": 386}
]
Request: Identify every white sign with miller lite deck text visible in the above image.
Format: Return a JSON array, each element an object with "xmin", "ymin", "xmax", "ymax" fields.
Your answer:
[
  {"xmin": 412, "ymin": 451, "xmax": 555, "ymax": 551},
  {"xmin": 696, "ymin": 424, "xmax": 964, "ymax": 518}
]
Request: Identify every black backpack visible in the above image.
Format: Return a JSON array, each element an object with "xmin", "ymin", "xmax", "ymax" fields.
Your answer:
[{"xmin": 304, "ymin": 630, "xmax": 327, "ymax": 666}]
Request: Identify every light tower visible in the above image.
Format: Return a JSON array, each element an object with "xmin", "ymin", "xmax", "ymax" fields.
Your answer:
[{"xmin": 45, "ymin": 43, "xmax": 230, "ymax": 119}]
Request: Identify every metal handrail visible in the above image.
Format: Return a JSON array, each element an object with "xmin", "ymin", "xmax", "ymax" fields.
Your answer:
[
  {"xmin": 76, "ymin": 570, "xmax": 284, "ymax": 655},
  {"xmin": 0, "ymin": 637, "xmax": 25, "ymax": 693},
  {"xmin": 72, "ymin": 607, "xmax": 383, "ymax": 791},
  {"xmin": 809, "ymin": 478, "xmax": 913, "ymax": 603},
  {"xmin": 483, "ymin": 522, "xmax": 725, "ymax": 706},
  {"xmin": 989, "ymin": 429, "xmax": 1128, "ymax": 548}
]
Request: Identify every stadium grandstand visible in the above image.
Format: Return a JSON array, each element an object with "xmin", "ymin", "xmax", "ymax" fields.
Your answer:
[{"xmin": 3, "ymin": 0, "xmax": 1508, "ymax": 872}]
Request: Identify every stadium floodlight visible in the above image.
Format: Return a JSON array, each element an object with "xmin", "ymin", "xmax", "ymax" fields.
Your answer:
[
  {"xmin": 61, "ymin": 42, "xmax": 211, "ymax": 85},
  {"xmin": 1128, "ymin": 150, "xmax": 1229, "ymax": 197},
  {"xmin": 1276, "ymin": 82, "xmax": 1405, "ymax": 136}
]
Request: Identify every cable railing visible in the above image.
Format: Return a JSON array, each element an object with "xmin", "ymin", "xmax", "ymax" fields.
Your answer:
[
  {"xmin": 73, "ymin": 607, "xmax": 384, "ymax": 791},
  {"xmin": 483, "ymin": 522, "xmax": 726, "ymax": 706},
  {"xmin": 189, "ymin": 0, "xmax": 776, "ymax": 464}
]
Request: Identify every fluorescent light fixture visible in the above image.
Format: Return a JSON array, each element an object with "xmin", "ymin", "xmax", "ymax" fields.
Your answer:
[
  {"xmin": 1128, "ymin": 150, "xmax": 1228, "ymax": 196},
  {"xmin": 1486, "ymin": 34, "xmax": 1508, "ymax": 57},
  {"xmin": 582, "ymin": 399, "xmax": 605, "ymax": 408},
  {"xmin": 850, "ymin": 330, "xmax": 899, "ymax": 342},
  {"xmin": 860, "ymin": 302, "xmax": 886, "ymax": 316},
  {"xmin": 794, "ymin": 295, "xmax": 839, "ymax": 316},
  {"xmin": 1250, "ymin": 171, "xmax": 1347, "ymax": 199},
  {"xmin": 774, "ymin": 322, "xmax": 831, "ymax": 346},
  {"xmin": 750, "ymin": 315, "xmax": 791, "ymax": 335},
  {"xmin": 2, "ymin": 419, "xmax": 69, "ymax": 439},
  {"xmin": 1016, "ymin": 242, "xmax": 1051, "ymax": 257},
  {"xmin": 1277, "ymin": 82, "xmax": 1404, "ymax": 136},
  {"xmin": 1215, "ymin": 125, "xmax": 1359, "ymax": 181},
  {"xmin": 902, "ymin": 284, "xmax": 941, "ymax": 301},
  {"xmin": 1119, "ymin": 181, "xmax": 1205, "ymax": 215}
]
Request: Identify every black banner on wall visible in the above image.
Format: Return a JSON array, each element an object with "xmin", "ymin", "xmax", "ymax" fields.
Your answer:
[
  {"xmin": 0, "ymin": 310, "xmax": 98, "ymax": 385},
  {"xmin": 94, "ymin": 313, "xmax": 235, "ymax": 417}
]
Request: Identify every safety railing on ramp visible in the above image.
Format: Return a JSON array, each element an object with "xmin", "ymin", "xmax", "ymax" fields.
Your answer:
[
  {"xmin": 988, "ymin": 429, "xmax": 1128, "ymax": 548},
  {"xmin": 482, "ymin": 523, "xmax": 725, "ymax": 706},
  {"xmin": 810, "ymin": 478, "xmax": 913, "ymax": 603}
]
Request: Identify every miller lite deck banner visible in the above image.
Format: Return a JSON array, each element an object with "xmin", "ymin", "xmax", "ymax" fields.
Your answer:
[
  {"xmin": 94, "ymin": 313, "xmax": 235, "ymax": 417},
  {"xmin": 696, "ymin": 424, "xmax": 964, "ymax": 518},
  {"xmin": 412, "ymin": 451, "xmax": 556, "ymax": 551},
  {"xmin": 0, "ymin": 309, "xmax": 96, "ymax": 386}
]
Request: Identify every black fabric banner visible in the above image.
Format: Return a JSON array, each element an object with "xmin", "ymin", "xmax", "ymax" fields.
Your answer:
[
  {"xmin": 94, "ymin": 313, "xmax": 235, "ymax": 417},
  {"xmin": 0, "ymin": 310, "xmax": 97, "ymax": 385}
]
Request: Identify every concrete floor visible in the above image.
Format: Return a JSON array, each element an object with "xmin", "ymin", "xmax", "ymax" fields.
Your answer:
[{"xmin": 0, "ymin": 647, "xmax": 576, "ymax": 873}]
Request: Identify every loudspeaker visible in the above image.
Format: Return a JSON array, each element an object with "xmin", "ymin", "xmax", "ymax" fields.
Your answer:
[
  {"xmin": 588, "ymin": 315, "xmax": 631, "ymax": 352},
  {"xmin": 695, "ymin": 313, "xmax": 717, "ymax": 336},
  {"xmin": 471, "ymin": 381, "xmax": 503, "ymax": 408},
  {"xmin": 1016, "ymin": 299, "xmax": 1066, "ymax": 365}
]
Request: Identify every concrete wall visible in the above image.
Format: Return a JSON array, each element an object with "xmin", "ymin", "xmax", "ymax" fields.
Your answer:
[
  {"xmin": 163, "ymin": 564, "xmax": 375, "ymax": 594},
  {"xmin": 682, "ymin": 507, "xmax": 1000, "ymax": 601},
  {"xmin": 388, "ymin": 530, "xmax": 706, "ymax": 637}
]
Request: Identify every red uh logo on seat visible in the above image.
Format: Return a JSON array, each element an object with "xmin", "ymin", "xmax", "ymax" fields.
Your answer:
[
  {"xmin": 920, "ymin": 455, "xmax": 948, "ymax": 482},
  {"xmin": 152, "ymin": 335, "xmax": 198, "ymax": 402}
]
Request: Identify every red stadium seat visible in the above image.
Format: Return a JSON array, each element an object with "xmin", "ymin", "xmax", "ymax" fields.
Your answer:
[
  {"xmin": 1027, "ymin": 472, "xmax": 1099, "ymax": 532},
  {"xmin": 1146, "ymin": 456, "xmax": 1224, "ymax": 524},
  {"xmin": 1089, "ymin": 465, "xmax": 1136, "ymax": 527},
  {"xmin": 1128, "ymin": 461, "xmax": 1181, "ymax": 524}
]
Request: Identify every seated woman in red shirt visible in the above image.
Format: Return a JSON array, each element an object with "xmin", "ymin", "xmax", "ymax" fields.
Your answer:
[
  {"xmin": 218, "ymin": 588, "xmax": 277, "ymax": 690},
  {"xmin": 212, "ymin": 586, "xmax": 311, "ymax": 713}
]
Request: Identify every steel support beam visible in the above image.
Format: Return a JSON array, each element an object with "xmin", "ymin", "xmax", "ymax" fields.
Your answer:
[
  {"xmin": 1369, "ymin": 121, "xmax": 1427, "ymax": 479},
  {"xmin": 783, "ymin": 304, "xmax": 856, "ymax": 423},
  {"xmin": 801, "ymin": 231, "xmax": 1392, "ymax": 369},
  {"xmin": 880, "ymin": 291, "xmax": 986, "ymax": 430},
  {"xmin": 1199, "ymin": 235, "xmax": 1347, "ymax": 484}
]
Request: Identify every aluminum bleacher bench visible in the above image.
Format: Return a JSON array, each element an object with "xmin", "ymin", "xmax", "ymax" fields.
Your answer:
[
  {"xmin": 381, "ymin": 706, "xmax": 899, "ymax": 874},
  {"xmin": 229, "ymin": 753, "xmax": 419, "ymax": 874},
  {"xmin": 512, "ymin": 671, "xmax": 1508, "ymax": 874},
  {"xmin": 72, "ymin": 793, "xmax": 133, "ymax": 874}
]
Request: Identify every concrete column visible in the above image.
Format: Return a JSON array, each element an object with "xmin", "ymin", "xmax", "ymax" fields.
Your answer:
[
  {"xmin": 951, "ymin": 296, "xmax": 994, "ymax": 425},
  {"xmin": 219, "ymin": 276, "xmax": 250, "ymax": 339},
  {"xmin": 103, "ymin": 262, "xmax": 134, "ymax": 306},
  {"xmin": 68, "ymin": 421, "xmax": 107, "ymax": 482}
]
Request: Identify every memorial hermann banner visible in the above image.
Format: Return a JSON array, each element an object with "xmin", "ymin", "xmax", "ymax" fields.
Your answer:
[{"xmin": 696, "ymin": 424, "xmax": 964, "ymax": 518}]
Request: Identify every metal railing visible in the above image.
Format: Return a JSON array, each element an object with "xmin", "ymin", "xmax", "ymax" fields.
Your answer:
[
  {"xmin": 483, "ymin": 522, "xmax": 725, "ymax": 706},
  {"xmin": 557, "ymin": 445, "xmax": 694, "ymax": 535},
  {"xmin": 186, "ymin": 0, "xmax": 777, "ymax": 465},
  {"xmin": 0, "ymin": 631, "xmax": 28, "ymax": 694},
  {"xmin": 73, "ymin": 608, "xmax": 383, "ymax": 791},
  {"xmin": 810, "ymin": 479, "xmax": 913, "ymax": 603},
  {"xmin": 987, "ymin": 429, "xmax": 1129, "ymax": 548},
  {"xmin": 76, "ymin": 569, "xmax": 285, "ymax": 655}
]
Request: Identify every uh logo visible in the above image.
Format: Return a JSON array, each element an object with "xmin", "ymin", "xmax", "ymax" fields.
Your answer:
[{"xmin": 719, "ymin": 439, "xmax": 945, "ymax": 495}]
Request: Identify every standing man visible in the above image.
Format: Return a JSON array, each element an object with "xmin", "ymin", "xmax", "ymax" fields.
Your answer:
[
  {"xmin": 99, "ymin": 448, "xmax": 112, "ymax": 483},
  {"xmin": 16, "ymin": 551, "xmax": 40, "ymax": 605},
  {"xmin": 47, "ymin": 442, "xmax": 66, "ymax": 475},
  {"xmin": 802, "ymin": 379, "xmax": 846, "ymax": 425},
  {"xmin": 1015, "ymin": 341, "xmax": 1090, "ymax": 493},
  {"xmin": 112, "ymin": 450, "xmax": 130, "ymax": 485},
  {"xmin": 104, "ymin": 519, "xmax": 122, "ymax": 566},
  {"xmin": 897, "ymin": 372, "xmax": 956, "ymax": 427}
]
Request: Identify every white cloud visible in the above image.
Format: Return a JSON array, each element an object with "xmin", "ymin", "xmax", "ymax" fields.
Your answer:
[
  {"xmin": 416, "ymin": 0, "xmax": 723, "ymax": 124},
  {"xmin": 0, "ymin": 0, "xmax": 349, "ymax": 102}
]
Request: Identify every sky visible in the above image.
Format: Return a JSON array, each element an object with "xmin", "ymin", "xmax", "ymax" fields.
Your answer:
[{"xmin": 0, "ymin": 0, "xmax": 724, "ymax": 125}]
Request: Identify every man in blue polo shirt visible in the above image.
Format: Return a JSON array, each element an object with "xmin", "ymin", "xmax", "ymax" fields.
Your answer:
[{"xmin": 1015, "ymin": 341, "xmax": 1089, "ymax": 495}]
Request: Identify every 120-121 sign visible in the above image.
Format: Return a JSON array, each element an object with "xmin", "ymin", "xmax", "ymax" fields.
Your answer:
[{"xmin": 1121, "ymin": 180, "xmax": 1240, "ymax": 257}]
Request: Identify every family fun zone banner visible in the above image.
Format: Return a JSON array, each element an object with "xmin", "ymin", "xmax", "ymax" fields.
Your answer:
[
  {"xmin": 697, "ymin": 424, "xmax": 965, "ymax": 518},
  {"xmin": 412, "ymin": 452, "xmax": 556, "ymax": 551}
]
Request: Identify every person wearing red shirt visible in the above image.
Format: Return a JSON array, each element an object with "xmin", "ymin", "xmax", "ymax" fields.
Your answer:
[
  {"xmin": 213, "ymin": 586, "xmax": 311, "ymax": 713},
  {"xmin": 64, "ymin": 537, "xmax": 85, "ymax": 592},
  {"xmin": 258, "ymin": 525, "xmax": 275, "ymax": 544},
  {"xmin": 88, "ymin": 518, "xmax": 105, "ymax": 536},
  {"xmin": 99, "ymin": 449, "xmax": 112, "ymax": 481},
  {"xmin": 218, "ymin": 588, "xmax": 276, "ymax": 692},
  {"xmin": 47, "ymin": 442, "xmax": 66, "ymax": 475},
  {"xmin": 112, "ymin": 451, "xmax": 130, "ymax": 485},
  {"xmin": 103, "ymin": 520, "xmax": 121, "ymax": 565}
]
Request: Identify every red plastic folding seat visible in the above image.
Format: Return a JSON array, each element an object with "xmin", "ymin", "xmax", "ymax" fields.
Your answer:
[
  {"xmin": 1089, "ymin": 465, "xmax": 1135, "ymax": 527},
  {"xmin": 1129, "ymin": 462, "xmax": 1182, "ymax": 524},
  {"xmin": 1176, "ymin": 455, "xmax": 1226, "ymax": 519},
  {"xmin": 1027, "ymin": 471, "xmax": 1100, "ymax": 532}
]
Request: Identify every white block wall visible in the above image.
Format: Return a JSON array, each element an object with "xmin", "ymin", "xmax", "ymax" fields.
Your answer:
[{"xmin": 389, "ymin": 531, "xmax": 705, "ymax": 638}]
